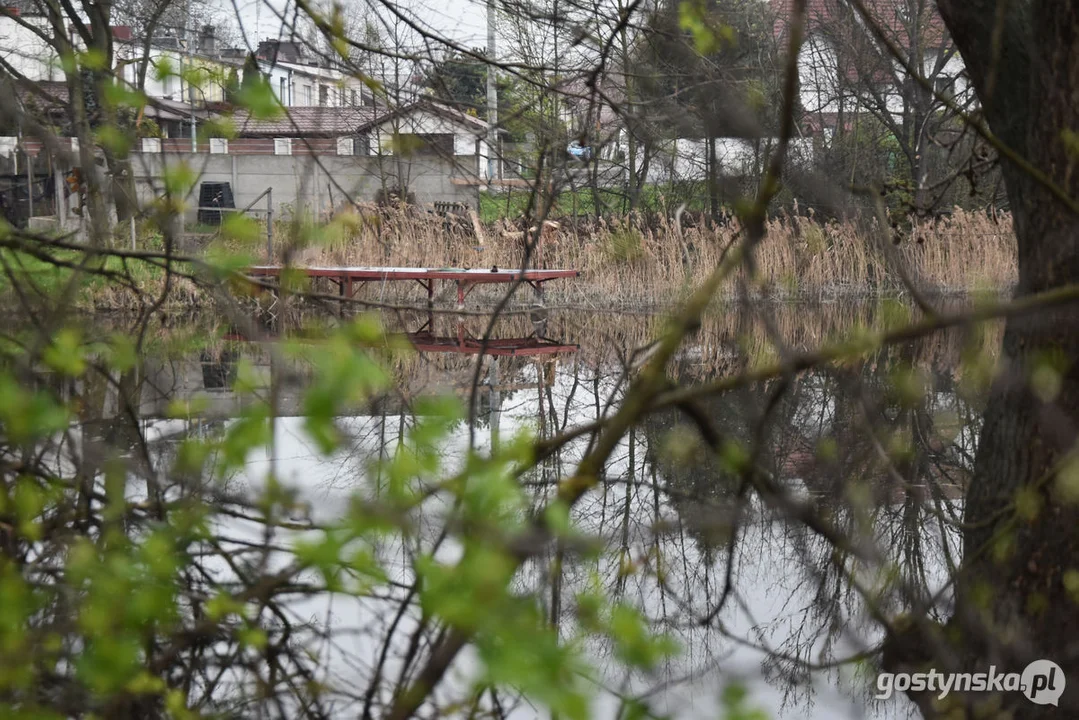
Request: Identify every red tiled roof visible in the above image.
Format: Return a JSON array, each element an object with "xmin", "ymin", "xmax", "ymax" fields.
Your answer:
[
  {"xmin": 228, "ymin": 106, "xmax": 379, "ymax": 137},
  {"xmin": 227, "ymin": 100, "xmax": 493, "ymax": 139},
  {"xmin": 775, "ymin": 0, "xmax": 951, "ymax": 89},
  {"xmin": 353, "ymin": 98, "xmax": 492, "ymax": 134},
  {"xmin": 775, "ymin": 0, "xmax": 949, "ymax": 50}
]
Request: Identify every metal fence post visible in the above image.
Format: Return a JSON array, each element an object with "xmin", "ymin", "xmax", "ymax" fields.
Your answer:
[
  {"xmin": 27, "ymin": 150, "xmax": 34, "ymax": 224},
  {"xmin": 266, "ymin": 188, "xmax": 274, "ymax": 261}
]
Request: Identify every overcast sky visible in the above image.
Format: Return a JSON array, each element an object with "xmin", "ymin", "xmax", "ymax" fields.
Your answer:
[{"xmin": 229, "ymin": 0, "xmax": 490, "ymax": 52}]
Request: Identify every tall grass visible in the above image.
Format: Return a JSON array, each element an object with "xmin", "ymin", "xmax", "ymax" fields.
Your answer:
[
  {"xmin": 19, "ymin": 206, "xmax": 1013, "ymax": 311},
  {"xmin": 281, "ymin": 206, "xmax": 1017, "ymax": 309}
]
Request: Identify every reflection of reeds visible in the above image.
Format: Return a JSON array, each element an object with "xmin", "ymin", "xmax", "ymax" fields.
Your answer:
[
  {"xmin": 533, "ymin": 302, "xmax": 1003, "ymax": 377},
  {"xmin": 273, "ymin": 302, "xmax": 1001, "ymax": 386},
  {"xmin": 283, "ymin": 207, "xmax": 1017, "ymax": 308},
  {"xmin": 103, "ymin": 300, "xmax": 1001, "ymax": 389}
]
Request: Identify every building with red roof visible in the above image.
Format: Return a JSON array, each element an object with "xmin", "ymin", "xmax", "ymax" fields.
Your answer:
[{"xmin": 773, "ymin": 0, "xmax": 969, "ymax": 135}]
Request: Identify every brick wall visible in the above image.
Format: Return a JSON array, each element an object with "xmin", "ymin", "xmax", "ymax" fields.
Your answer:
[{"xmin": 148, "ymin": 138, "xmax": 342, "ymax": 155}]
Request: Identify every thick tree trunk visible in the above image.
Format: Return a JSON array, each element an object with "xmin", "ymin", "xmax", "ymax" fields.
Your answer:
[{"xmin": 885, "ymin": 2, "xmax": 1079, "ymax": 717}]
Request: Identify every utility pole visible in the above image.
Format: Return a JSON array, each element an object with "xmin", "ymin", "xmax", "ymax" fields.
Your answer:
[
  {"xmin": 486, "ymin": 0, "xmax": 498, "ymax": 182},
  {"xmin": 184, "ymin": 0, "xmax": 196, "ymax": 152}
]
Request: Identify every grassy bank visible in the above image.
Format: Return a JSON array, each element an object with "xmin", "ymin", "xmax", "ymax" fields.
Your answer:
[
  {"xmin": 0, "ymin": 247, "xmax": 203, "ymax": 311},
  {"xmin": 478, "ymin": 185, "xmax": 713, "ymax": 222}
]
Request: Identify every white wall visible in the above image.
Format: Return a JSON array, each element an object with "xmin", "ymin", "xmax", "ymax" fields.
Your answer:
[
  {"xmin": 114, "ymin": 44, "xmax": 230, "ymax": 104},
  {"xmin": 272, "ymin": 61, "xmax": 370, "ymax": 108},
  {"xmin": 797, "ymin": 32, "xmax": 972, "ymax": 127},
  {"xmin": 370, "ymin": 109, "xmax": 490, "ymax": 179},
  {"xmin": 605, "ymin": 137, "xmax": 813, "ymax": 184},
  {"xmin": 799, "ymin": 35, "xmax": 844, "ymax": 117},
  {"xmin": 0, "ymin": 15, "xmax": 61, "ymax": 82},
  {"xmin": 110, "ymin": 42, "xmax": 371, "ymax": 110}
]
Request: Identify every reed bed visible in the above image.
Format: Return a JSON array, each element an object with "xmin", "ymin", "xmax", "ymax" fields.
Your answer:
[{"xmin": 274, "ymin": 205, "xmax": 1017, "ymax": 310}]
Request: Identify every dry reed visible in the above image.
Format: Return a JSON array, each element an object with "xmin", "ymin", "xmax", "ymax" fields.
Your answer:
[
  {"xmin": 60, "ymin": 206, "xmax": 1016, "ymax": 312},
  {"xmin": 276, "ymin": 205, "xmax": 1017, "ymax": 310}
]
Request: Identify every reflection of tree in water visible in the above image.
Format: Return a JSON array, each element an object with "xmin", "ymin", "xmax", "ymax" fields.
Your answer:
[{"xmin": 619, "ymin": 327, "xmax": 983, "ymax": 712}]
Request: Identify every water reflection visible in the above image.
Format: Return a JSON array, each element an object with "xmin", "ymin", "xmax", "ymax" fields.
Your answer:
[{"xmin": 46, "ymin": 302, "xmax": 994, "ymax": 719}]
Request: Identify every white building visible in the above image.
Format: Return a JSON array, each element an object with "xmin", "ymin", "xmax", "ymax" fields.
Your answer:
[
  {"xmin": 0, "ymin": 8, "xmax": 62, "ymax": 82},
  {"xmin": 115, "ymin": 35, "xmax": 374, "ymax": 110},
  {"xmin": 774, "ymin": 0, "xmax": 972, "ymax": 133},
  {"xmin": 228, "ymin": 98, "xmax": 499, "ymax": 181}
]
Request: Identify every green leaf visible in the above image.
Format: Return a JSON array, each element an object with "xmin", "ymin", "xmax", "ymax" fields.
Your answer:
[
  {"xmin": 219, "ymin": 405, "xmax": 271, "ymax": 471},
  {"xmin": 236, "ymin": 76, "xmax": 283, "ymax": 120},
  {"xmin": 608, "ymin": 603, "xmax": 680, "ymax": 671},
  {"xmin": 720, "ymin": 681, "xmax": 769, "ymax": 720},
  {"xmin": 102, "ymin": 82, "xmax": 146, "ymax": 110},
  {"xmin": 1015, "ymin": 486, "xmax": 1043, "ymax": 523},
  {"xmin": 162, "ymin": 161, "xmax": 197, "ymax": 198},
  {"xmin": 0, "ymin": 374, "xmax": 70, "ymax": 443},
  {"xmin": 104, "ymin": 334, "xmax": 138, "ymax": 372},
  {"xmin": 199, "ymin": 117, "xmax": 238, "ymax": 140},
  {"xmin": 78, "ymin": 49, "xmax": 108, "ymax": 71},
  {"xmin": 1055, "ymin": 455, "xmax": 1079, "ymax": 505},
  {"xmin": 205, "ymin": 592, "xmax": 246, "ymax": 622},
  {"xmin": 42, "ymin": 328, "xmax": 86, "ymax": 377},
  {"xmin": 237, "ymin": 627, "xmax": 268, "ymax": 650},
  {"xmin": 678, "ymin": 1, "xmax": 725, "ymax": 54},
  {"xmin": 153, "ymin": 57, "xmax": 174, "ymax": 82}
]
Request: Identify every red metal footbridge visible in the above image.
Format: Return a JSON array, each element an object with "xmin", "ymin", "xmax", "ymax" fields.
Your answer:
[
  {"xmin": 222, "ymin": 328, "xmax": 578, "ymax": 357},
  {"xmin": 245, "ymin": 265, "xmax": 580, "ymax": 304}
]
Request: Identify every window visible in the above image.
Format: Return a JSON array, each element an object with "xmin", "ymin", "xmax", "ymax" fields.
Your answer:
[
  {"xmin": 319, "ymin": 85, "xmax": 329, "ymax": 105},
  {"xmin": 163, "ymin": 74, "xmax": 173, "ymax": 97},
  {"xmin": 453, "ymin": 134, "xmax": 473, "ymax": 156},
  {"xmin": 209, "ymin": 138, "xmax": 228, "ymax": 154},
  {"xmin": 141, "ymin": 137, "xmax": 161, "ymax": 153},
  {"xmin": 417, "ymin": 133, "xmax": 454, "ymax": 155},
  {"xmin": 274, "ymin": 138, "xmax": 292, "ymax": 155},
  {"xmin": 279, "ymin": 78, "xmax": 287, "ymax": 104},
  {"xmin": 350, "ymin": 89, "xmax": 358, "ymax": 106},
  {"xmin": 336, "ymin": 136, "xmax": 353, "ymax": 156},
  {"xmin": 933, "ymin": 76, "xmax": 955, "ymax": 101},
  {"xmin": 303, "ymin": 85, "xmax": 312, "ymax": 105}
]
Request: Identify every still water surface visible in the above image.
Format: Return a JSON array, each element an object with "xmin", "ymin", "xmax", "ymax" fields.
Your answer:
[{"xmin": 71, "ymin": 303, "xmax": 987, "ymax": 719}]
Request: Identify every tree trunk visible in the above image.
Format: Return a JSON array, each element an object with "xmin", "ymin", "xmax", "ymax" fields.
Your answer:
[
  {"xmin": 707, "ymin": 135, "xmax": 719, "ymax": 220},
  {"xmin": 885, "ymin": 2, "xmax": 1079, "ymax": 717}
]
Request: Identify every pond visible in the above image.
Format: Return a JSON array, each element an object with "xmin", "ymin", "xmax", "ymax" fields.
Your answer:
[{"xmin": 49, "ymin": 301, "xmax": 992, "ymax": 719}]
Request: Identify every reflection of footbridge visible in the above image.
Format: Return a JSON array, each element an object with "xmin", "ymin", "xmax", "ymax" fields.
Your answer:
[{"xmin": 132, "ymin": 315, "xmax": 577, "ymax": 421}]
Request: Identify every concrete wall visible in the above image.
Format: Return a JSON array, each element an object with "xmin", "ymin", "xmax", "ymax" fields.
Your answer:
[{"xmin": 131, "ymin": 152, "xmax": 480, "ymax": 220}]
